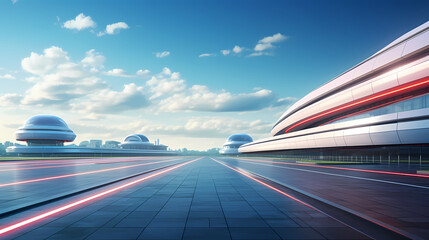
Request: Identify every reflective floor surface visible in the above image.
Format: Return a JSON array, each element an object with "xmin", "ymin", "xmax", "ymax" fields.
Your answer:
[{"xmin": 0, "ymin": 156, "xmax": 427, "ymax": 239}]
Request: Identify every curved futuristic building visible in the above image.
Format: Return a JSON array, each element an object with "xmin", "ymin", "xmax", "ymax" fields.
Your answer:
[
  {"xmin": 220, "ymin": 134, "xmax": 253, "ymax": 155},
  {"xmin": 240, "ymin": 21, "xmax": 429, "ymax": 164},
  {"xmin": 120, "ymin": 134, "xmax": 168, "ymax": 151},
  {"xmin": 7, "ymin": 115, "xmax": 174, "ymax": 156},
  {"xmin": 15, "ymin": 115, "xmax": 76, "ymax": 146}
]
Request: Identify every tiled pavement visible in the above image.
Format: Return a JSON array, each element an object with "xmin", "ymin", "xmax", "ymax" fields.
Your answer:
[{"xmin": 5, "ymin": 157, "xmax": 369, "ymax": 240}]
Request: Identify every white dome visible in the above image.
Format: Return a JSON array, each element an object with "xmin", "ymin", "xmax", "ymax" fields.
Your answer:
[
  {"xmin": 16, "ymin": 115, "xmax": 76, "ymax": 145},
  {"xmin": 220, "ymin": 133, "xmax": 253, "ymax": 155},
  {"xmin": 121, "ymin": 134, "xmax": 153, "ymax": 149},
  {"xmin": 123, "ymin": 134, "xmax": 149, "ymax": 143}
]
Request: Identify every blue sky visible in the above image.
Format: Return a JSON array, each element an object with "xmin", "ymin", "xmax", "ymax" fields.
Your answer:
[{"xmin": 0, "ymin": 0, "xmax": 428, "ymax": 150}]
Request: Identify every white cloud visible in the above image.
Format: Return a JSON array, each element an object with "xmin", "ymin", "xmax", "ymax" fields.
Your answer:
[
  {"xmin": 0, "ymin": 74, "xmax": 15, "ymax": 79},
  {"xmin": 19, "ymin": 46, "xmax": 106, "ymax": 106},
  {"xmin": 146, "ymin": 75, "xmax": 186, "ymax": 99},
  {"xmin": 254, "ymin": 43, "xmax": 273, "ymax": 51},
  {"xmin": 136, "ymin": 69, "xmax": 150, "ymax": 77},
  {"xmin": 161, "ymin": 67, "xmax": 171, "ymax": 76},
  {"xmin": 253, "ymin": 33, "xmax": 286, "ymax": 53},
  {"xmin": 233, "ymin": 45, "xmax": 243, "ymax": 54},
  {"xmin": 81, "ymin": 49, "xmax": 105, "ymax": 71},
  {"xmin": 155, "ymin": 51, "xmax": 170, "ymax": 58},
  {"xmin": 63, "ymin": 13, "xmax": 96, "ymax": 31},
  {"xmin": 71, "ymin": 83, "xmax": 149, "ymax": 114},
  {"xmin": 137, "ymin": 117, "xmax": 272, "ymax": 138},
  {"xmin": 0, "ymin": 93, "xmax": 22, "ymax": 107},
  {"xmin": 247, "ymin": 52, "xmax": 271, "ymax": 57},
  {"xmin": 199, "ymin": 53, "xmax": 216, "ymax": 58},
  {"xmin": 259, "ymin": 33, "xmax": 286, "ymax": 44},
  {"xmin": 98, "ymin": 22, "xmax": 129, "ymax": 36},
  {"xmin": 105, "ymin": 68, "xmax": 133, "ymax": 77},
  {"xmin": 11, "ymin": 0, "xmax": 18, "ymax": 4},
  {"xmin": 159, "ymin": 86, "xmax": 293, "ymax": 112},
  {"xmin": 221, "ymin": 50, "xmax": 230, "ymax": 55},
  {"xmin": 22, "ymin": 46, "xmax": 70, "ymax": 75}
]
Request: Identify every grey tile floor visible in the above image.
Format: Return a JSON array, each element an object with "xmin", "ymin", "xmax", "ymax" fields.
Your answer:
[{"xmin": 5, "ymin": 157, "xmax": 370, "ymax": 240}]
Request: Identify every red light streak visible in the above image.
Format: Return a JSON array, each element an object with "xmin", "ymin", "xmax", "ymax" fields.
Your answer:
[
  {"xmin": 0, "ymin": 158, "xmax": 199, "ymax": 236},
  {"xmin": 0, "ymin": 158, "xmax": 180, "ymax": 187},
  {"xmin": 212, "ymin": 158, "xmax": 411, "ymax": 239},
  {"xmin": 285, "ymin": 77, "xmax": 429, "ymax": 133},
  {"xmin": 237, "ymin": 158, "xmax": 429, "ymax": 178},
  {"xmin": 0, "ymin": 163, "xmax": 97, "ymax": 172},
  {"xmin": 320, "ymin": 94, "xmax": 416, "ymax": 126},
  {"xmin": 0, "ymin": 157, "xmax": 178, "ymax": 172}
]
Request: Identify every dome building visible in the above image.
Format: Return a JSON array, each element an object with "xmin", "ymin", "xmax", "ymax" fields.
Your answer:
[
  {"xmin": 121, "ymin": 134, "xmax": 168, "ymax": 151},
  {"xmin": 219, "ymin": 134, "xmax": 253, "ymax": 155},
  {"xmin": 6, "ymin": 115, "xmax": 173, "ymax": 156},
  {"xmin": 15, "ymin": 115, "xmax": 76, "ymax": 146}
]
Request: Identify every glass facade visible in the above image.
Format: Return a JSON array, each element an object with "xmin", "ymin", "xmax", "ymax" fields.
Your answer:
[{"xmin": 329, "ymin": 93, "xmax": 429, "ymax": 125}]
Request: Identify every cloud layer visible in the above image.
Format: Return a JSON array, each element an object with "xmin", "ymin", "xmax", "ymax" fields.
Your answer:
[{"xmin": 1, "ymin": 46, "xmax": 294, "ymax": 118}]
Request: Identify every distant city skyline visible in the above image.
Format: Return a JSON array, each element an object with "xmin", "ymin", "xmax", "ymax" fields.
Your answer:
[{"xmin": 0, "ymin": 0, "xmax": 428, "ymax": 150}]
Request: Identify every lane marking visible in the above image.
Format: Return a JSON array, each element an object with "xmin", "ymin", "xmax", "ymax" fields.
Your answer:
[
  {"xmin": 0, "ymin": 158, "xmax": 183, "ymax": 187},
  {"xmin": 211, "ymin": 157, "xmax": 411, "ymax": 240},
  {"xmin": 231, "ymin": 157, "xmax": 429, "ymax": 179},
  {"xmin": 231, "ymin": 158, "xmax": 429, "ymax": 190},
  {"xmin": 0, "ymin": 157, "xmax": 200, "ymax": 236}
]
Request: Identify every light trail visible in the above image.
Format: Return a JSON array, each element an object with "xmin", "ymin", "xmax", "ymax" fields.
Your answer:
[
  {"xmin": 0, "ymin": 158, "xmax": 199, "ymax": 236},
  {"xmin": 233, "ymin": 157, "xmax": 429, "ymax": 179},
  {"xmin": 0, "ymin": 158, "xmax": 181, "ymax": 187},
  {"xmin": 231, "ymin": 159, "xmax": 429, "ymax": 189},
  {"xmin": 0, "ymin": 157, "xmax": 174, "ymax": 168},
  {"xmin": 285, "ymin": 77, "xmax": 429, "ymax": 133},
  {"xmin": 211, "ymin": 157, "xmax": 411, "ymax": 239},
  {"xmin": 0, "ymin": 157, "xmax": 178, "ymax": 172}
]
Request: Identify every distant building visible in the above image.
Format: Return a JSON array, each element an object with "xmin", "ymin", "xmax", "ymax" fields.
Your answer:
[
  {"xmin": 219, "ymin": 134, "xmax": 253, "ymax": 155},
  {"xmin": 120, "ymin": 134, "xmax": 168, "ymax": 151},
  {"xmin": 89, "ymin": 140, "xmax": 102, "ymax": 148},
  {"xmin": 4, "ymin": 141, "xmax": 15, "ymax": 148},
  {"xmin": 79, "ymin": 141, "xmax": 90, "ymax": 147},
  {"xmin": 103, "ymin": 141, "xmax": 121, "ymax": 149},
  {"xmin": 6, "ymin": 115, "xmax": 175, "ymax": 157}
]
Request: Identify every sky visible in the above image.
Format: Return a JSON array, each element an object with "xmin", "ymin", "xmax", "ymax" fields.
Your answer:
[{"xmin": 0, "ymin": 0, "xmax": 428, "ymax": 150}]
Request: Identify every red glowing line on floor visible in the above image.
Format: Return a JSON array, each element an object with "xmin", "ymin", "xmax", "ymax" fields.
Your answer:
[
  {"xmin": 285, "ymin": 77, "xmax": 429, "ymax": 133},
  {"xmin": 237, "ymin": 158, "xmax": 429, "ymax": 178},
  {"xmin": 212, "ymin": 158, "xmax": 317, "ymax": 209},
  {"xmin": 0, "ymin": 158, "xmax": 180, "ymax": 187},
  {"xmin": 0, "ymin": 158, "xmax": 199, "ymax": 236},
  {"xmin": 212, "ymin": 158, "xmax": 410, "ymax": 239},
  {"xmin": 0, "ymin": 157, "xmax": 173, "ymax": 168},
  {"xmin": 0, "ymin": 157, "xmax": 177, "ymax": 172},
  {"xmin": 0, "ymin": 163, "xmax": 98, "ymax": 172}
]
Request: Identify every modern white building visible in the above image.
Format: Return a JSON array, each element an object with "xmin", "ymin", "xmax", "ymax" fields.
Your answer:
[
  {"xmin": 120, "ymin": 134, "xmax": 168, "ymax": 151},
  {"xmin": 6, "ymin": 115, "xmax": 175, "ymax": 157},
  {"xmin": 219, "ymin": 134, "xmax": 253, "ymax": 155},
  {"xmin": 239, "ymin": 21, "xmax": 429, "ymax": 165}
]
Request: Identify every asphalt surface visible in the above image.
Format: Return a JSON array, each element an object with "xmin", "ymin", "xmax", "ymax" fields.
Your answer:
[{"xmin": 0, "ymin": 156, "xmax": 427, "ymax": 239}]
